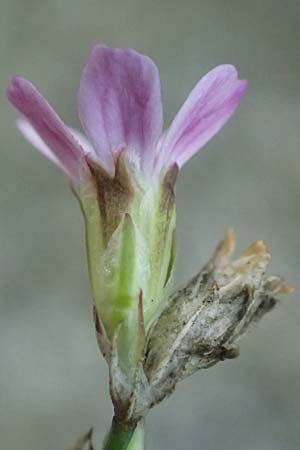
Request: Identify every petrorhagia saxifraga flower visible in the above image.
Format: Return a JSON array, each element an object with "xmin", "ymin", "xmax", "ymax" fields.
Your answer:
[{"xmin": 7, "ymin": 45, "xmax": 253, "ymax": 427}]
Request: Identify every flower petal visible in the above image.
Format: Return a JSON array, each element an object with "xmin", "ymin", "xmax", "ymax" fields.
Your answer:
[
  {"xmin": 156, "ymin": 65, "xmax": 247, "ymax": 170},
  {"xmin": 7, "ymin": 77, "xmax": 87, "ymax": 182},
  {"xmin": 17, "ymin": 118, "xmax": 61, "ymax": 166},
  {"xmin": 69, "ymin": 128, "xmax": 97, "ymax": 158},
  {"xmin": 16, "ymin": 119, "xmax": 96, "ymax": 178},
  {"xmin": 78, "ymin": 45, "xmax": 163, "ymax": 175}
]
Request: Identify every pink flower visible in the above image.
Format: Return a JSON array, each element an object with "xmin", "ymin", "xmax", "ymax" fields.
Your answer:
[{"xmin": 7, "ymin": 45, "xmax": 247, "ymax": 184}]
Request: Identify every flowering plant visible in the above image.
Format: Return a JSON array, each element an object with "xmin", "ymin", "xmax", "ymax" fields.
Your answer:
[{"xmin": 7, "ymin": 45, "xmax": 290, "ymax": 450}]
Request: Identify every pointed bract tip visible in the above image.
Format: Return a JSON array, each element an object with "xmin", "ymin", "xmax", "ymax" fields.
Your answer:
[
  {"xmin": 280, "ymin": 282, "xmax": 294, "ymax": 295},
  {"xmin": 224, "ymin": 228, "xmax": 235, "ymax": 255},
  {"xmin": 213, "ymin": 228, "xmax": 235, "ymax": 267},
  {"xmin": 241, "ymin": 240, "xmax": 268, "ymax": 257}
]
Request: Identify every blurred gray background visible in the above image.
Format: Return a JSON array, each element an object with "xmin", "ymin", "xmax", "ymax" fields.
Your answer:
[{"xmin": 1, "ymin": 1, "xmax": 300, "ymax": 449}]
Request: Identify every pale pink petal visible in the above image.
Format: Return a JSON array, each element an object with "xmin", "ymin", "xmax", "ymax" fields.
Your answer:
[
  {"xmin": 17, "ymin": 118, "xmax": 61, "ymax": 168},
  {"xmin": 69, "ymin": 128, "xmax": 96, "ymax": 157},
  {"xmin": 156, "ymin": 65, "xmax": 247, "ymax": 171},
  {"xmin": 16, "ymin": 120, "xmax": 96, "ymax": 177},
  {"xmin": 78, "ymin": 45, "xmax": 163, "ymax": 175},
  {"xmin": 7, "ymin": 77, "xmax": 87, "ymax": 182}
]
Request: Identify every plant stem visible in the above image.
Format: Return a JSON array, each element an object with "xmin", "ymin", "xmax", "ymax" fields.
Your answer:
[{"xmin": 103, "ymin": 418, "xmax": 145, "ymax": 450}]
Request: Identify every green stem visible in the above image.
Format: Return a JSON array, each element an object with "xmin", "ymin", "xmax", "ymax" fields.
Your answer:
[{"xmin": 103, "ymin": 419, "xmax": 145, "ymax": 450}]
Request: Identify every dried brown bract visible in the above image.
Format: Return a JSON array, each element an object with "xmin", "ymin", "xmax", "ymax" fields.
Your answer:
[{"xmin": 144, "ymin": 229, "xmax": 292, "ymax": 406}]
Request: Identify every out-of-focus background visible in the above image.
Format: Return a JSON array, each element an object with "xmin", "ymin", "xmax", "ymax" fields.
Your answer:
[{"xmin": 1, "ymin": 1, "xmax": 300, "ymax": 449}]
